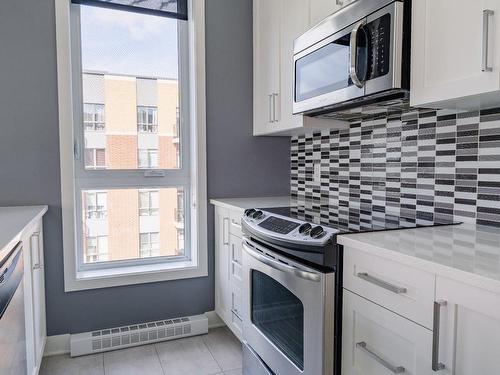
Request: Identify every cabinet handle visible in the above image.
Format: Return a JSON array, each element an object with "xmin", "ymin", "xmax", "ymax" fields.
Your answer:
[
  {"xmin": 432, "ymin": 300, "xmax": 447, "ymax": 371},
  {"xmin": 31, "ymin": 232, "xmax": 42, "ymax": 270},
  {"xmin": 223, "ymin": 217, "xmax": 230, "ymax": 245},
  {"xmin": 272, "ymin": 93, "xmax": 278, "ymax": 122},
  {"xmin": 482, "ymin": 10, "xmax": 494, "ymax": 72},
  {"xmin": 268, "ymin": 94, "xmax": 273, "ymax": 123},
  {"xmin": 356, "ymin": 272, "xmax": 407, "ymax": 294},
  {"xmin": 356, "ymin": 342, "xmax": 405, "ymax": 374}
]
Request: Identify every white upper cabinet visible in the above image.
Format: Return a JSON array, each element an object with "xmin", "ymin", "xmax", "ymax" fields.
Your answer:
[
  {"xmin": 253, "ymin": 0, "xmax": 281, "ymax": 135},
  {"xmin": 310, "ymin": 0, "xmax": 341, "ymax": 26},
  {"xmin": 411, "ymin": 0, "xmax": 500, "ymax": 108},
  {"xmin": 253, "ymin": 0, "xmax": 349, "ymax": 136}
]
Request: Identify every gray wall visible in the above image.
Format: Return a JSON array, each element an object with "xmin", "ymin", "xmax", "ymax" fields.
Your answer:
[{"xmin": 0, "ymin": 0, "xmax": 289, "ymax": 335}]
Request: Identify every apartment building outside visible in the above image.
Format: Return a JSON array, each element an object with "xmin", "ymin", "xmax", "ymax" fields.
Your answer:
[{"xmin": 81, "ymin": 72, "xmax": 184, "ymax": 264}]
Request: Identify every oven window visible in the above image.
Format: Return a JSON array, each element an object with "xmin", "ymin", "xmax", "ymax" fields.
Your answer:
[
  {"xmin": 295, "ymin": 33, "xmax": 351, "ymax": 102},
  {"xmin": 251, "ymin": 270, "xmax": 304, "ymax": 370}
]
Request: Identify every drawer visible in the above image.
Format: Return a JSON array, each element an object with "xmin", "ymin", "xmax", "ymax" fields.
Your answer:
[
  {"xmin": 344, "ymin": 246, "xmax": 435, "ymax": 329},
  {"xmin": 342, "ymin": 290, "xmax": 433, "ymax": 375},
  {"xmin": 229, "ymin": 209, "xmax": 244, "ymax": 238}
]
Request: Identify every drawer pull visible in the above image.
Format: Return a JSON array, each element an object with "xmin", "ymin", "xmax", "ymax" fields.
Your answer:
[
  {"xmin": 356, "ymin": 342, "xmax": 405, "ymax": 374},
  {"xmin": 432, "ymin": 300, "xmax": 447, "ymax": 371},
  {"xmin": 231, "ymin": 219, "xmax": 242, "ymax": 229},
  {"xmin": 357, "ymin": 272, "xmax": 407, "ymax": 294},
  {"xmin": 231, "ymin": 308, "xmax": 242, "ymax": 320}
]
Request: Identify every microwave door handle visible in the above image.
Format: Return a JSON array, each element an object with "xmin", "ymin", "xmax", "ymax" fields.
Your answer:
[{"xmin": 349, "ymin": 19, "xmax": 366, "ymax": 88}]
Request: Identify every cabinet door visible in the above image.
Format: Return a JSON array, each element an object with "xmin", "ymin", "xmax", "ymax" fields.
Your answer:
[
  {"xmin": 435, "ymin": 277, "xmax": 500, "ymax": 374},
  {"xmin": 253, "ymin": 0, "xmax": 281, "ymax": 135},
  {"xmin": 411, "ymin": 0, "xmax": 500, "ymax": 107},
  {"xmin": 30, "ymin": 222, "xmax": 46, "ymax": 371},
  {"xmin": 309, "ymin": 0, "xmax": 341, "ymax": 26},
  {"xmin": 279, "ymin": 0, "xmax": 309, "ymax": 132},
  {"xmin": 342, "ymin": 290, "xmax": 433, "ymax": 375},
  {"xmin": 214, "ymin": 207, "xmax": 231, "ymax": 325}
]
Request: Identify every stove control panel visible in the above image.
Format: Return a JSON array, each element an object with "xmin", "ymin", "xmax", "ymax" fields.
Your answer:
[{"xmin": 243, "ymin": 208, "xmax": 339, "ymax": 245}]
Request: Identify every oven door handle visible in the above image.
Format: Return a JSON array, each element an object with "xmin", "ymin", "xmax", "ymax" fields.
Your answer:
[{"xmin": 242, "ymin": 242, "xmax": 321, "ymax": 282}]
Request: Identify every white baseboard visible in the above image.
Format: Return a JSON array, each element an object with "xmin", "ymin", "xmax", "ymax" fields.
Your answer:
[
  {"xmin": 44, "ymin": 311, "xmax": 225, "ymax": 357},
  {"xmin": 44, "ymin": 334, "xmax": 71, "ymax": 357},
  {"xmin": 205, "ymin": 310, "xmax": 226, "ymax": 329}
]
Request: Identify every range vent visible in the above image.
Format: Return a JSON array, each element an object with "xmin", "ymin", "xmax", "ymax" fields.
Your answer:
[{"xmin": 70, "ymin": 314, "xmax": 208, "ymax": 356}]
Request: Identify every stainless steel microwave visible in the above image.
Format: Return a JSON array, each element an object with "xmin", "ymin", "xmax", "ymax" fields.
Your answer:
[{"xmin": 293, "ymin": 0, "xmax": 411, "ymax": 120}]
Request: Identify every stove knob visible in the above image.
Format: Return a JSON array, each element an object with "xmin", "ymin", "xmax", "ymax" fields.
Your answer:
[
  {"xmin": 244, "ymin": 208, "xmax": 256, "ymax": 217},
  {"xmin": 310, "ymin": 226, "xmax": 324, "ymax": 239},
  {"xmin": 252, "ymin": 210, "xmax": 264, "ymax": 219},
  {"xmin": 298, "ymin": 223, "xmax": 312, "ymax": 234}
]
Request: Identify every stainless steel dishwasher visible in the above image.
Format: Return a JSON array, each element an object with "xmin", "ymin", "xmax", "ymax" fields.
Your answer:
[{"xmin": 0, "ymin": 242, "xmax": 26, "ymax": 375}]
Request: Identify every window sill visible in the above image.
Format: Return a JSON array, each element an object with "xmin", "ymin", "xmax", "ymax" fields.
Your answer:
[{"xmin": 65, "ymin": 258, "xmax": 207, "ymax": 292}]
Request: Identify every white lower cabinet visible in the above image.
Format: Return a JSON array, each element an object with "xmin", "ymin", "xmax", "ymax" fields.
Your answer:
[
  {"xmin": 22, "ymin": 218, "xmax": 46, "ymax": 375},
  {"xmin": 214, "ymin": 206, "xmax": 244, "ymax": 341},
  {"xmin": 342, "ymin": 290, "xmax": 433, "ymax": 375},
  {"xmin": 434, "ymin": 277, "xmax": 500, "ymax": 374}
]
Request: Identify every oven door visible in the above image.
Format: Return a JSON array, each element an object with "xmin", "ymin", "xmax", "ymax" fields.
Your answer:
[{"xmin": 242, "ymin": 237, "xmax": 334, "ymax": 375}]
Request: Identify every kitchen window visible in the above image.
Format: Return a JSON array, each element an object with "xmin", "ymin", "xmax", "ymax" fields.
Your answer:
[
  {"xmin": 137, "ymin": 106, "xmax": 158, "ymax": 133},
  {"xmin": 139, "ymin": 190, "xmax": 159, "ymax": 216},
  {"xmin": 56, "ymin": 0, "xmax": 207, "ymax": 291}
]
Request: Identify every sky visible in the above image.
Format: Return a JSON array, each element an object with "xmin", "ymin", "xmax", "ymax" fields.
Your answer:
[{"xmin": 80, "ymin": 5, "xmax": 179, "ymax": 79}]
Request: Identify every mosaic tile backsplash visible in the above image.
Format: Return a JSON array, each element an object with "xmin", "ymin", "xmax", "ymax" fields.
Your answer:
[{"xmin": 290, "ymin": 107, "xmax": 500, "ymax": 228}]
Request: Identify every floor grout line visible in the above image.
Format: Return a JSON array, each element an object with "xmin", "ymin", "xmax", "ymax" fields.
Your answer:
[
  {"xmin": 201, "ymin": 331, "xmax": 224, "ymax": 374},
  {"xmin": 101, "ymin": 353, "xmax": 106, "ymax": 375},
  {"xmin": 153, "ymin": 343, "xmax": 168, "ymax": 375}
]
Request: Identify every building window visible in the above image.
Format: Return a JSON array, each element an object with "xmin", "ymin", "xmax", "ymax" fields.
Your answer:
[
  {"xmin": 84, "ymin": 148, "xmax": 106, "ymax": 169},
  {"xmin": 177, "ymin": 228, "xmax": 184, "ymax": 254},
  {"xmin": 85, "ymin": 191, "xmax": 107, "ymax": 219},
  {"xmin": 84, "ymin": 103, "xmax": 105, "ymax": 131},
  {"xmin": 138, "ymin": 149, "xmax": 158, "ymax": 169},
  {"xmin": 139, "ymin": 190, "xmax": 159, "ymax": 216},
  {"xmin": 85, "ymin": 236, "xmax": 108, "ymax": 263},
  {"xmin": 176, "ymin": 190, "xmax": 184, "ymax": 223},
  {"xmin": 137, "ymin": 106, "xmax": 158, "ymax": 133},
  {"xmin": 139, "ymin": 232, "xmax": 159, "ymax": 258}
]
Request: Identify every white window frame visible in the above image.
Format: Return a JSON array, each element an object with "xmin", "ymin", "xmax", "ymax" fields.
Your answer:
[{"xmin": 55, "ymin": 0, "xmax": 207, "ymax": 291}]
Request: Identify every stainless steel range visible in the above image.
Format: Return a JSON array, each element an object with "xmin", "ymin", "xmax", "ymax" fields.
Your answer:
[{"xmin": 240, "ymin": 206, "xmax": 458, "ymax": 375}]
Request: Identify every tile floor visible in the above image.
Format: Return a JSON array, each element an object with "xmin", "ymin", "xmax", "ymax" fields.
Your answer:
[{"xmin": 40, "ymin": 327, "xmax": 242, "ymax": 375}]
